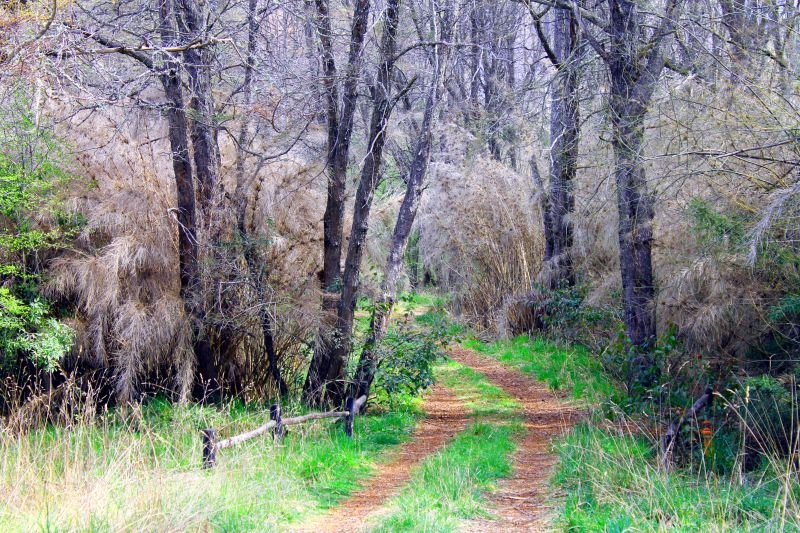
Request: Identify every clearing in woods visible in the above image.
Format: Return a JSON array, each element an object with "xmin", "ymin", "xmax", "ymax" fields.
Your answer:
[{"xmin": 294, "ymin": 346, "xmax": 581, "ymax": 532}]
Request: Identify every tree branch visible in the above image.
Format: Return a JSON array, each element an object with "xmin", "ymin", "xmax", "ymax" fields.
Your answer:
[
  {"xmin": 58, "ymin": 22, "xmax": 225, "ymax": 69},
  {"xmin": 3, "ymin": 0, "xmax": 58, "ymax": 64}
]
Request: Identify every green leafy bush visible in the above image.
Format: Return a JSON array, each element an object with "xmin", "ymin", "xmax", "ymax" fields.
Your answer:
[
  {"xmin": 0, "ymin": 104, "xmax": 76, "ymax": 374},
  {"xmin": 372, "ymin": 322, "xmax": 447, "ymax": 402},
  {"xmin": 0, "ymin": 288, "xmax": 72, "ymax": 371},
  {"xmin": 542, "ymin": 283, "xmax": 622, "ymax": 350}
]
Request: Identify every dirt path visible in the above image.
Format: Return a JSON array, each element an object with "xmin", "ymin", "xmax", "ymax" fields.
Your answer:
[
  {"xmin": 448, "ymin": 347, "xmax": 584, "ymax": 532},
  {"xmin": 293, "ymin": 384, "xmax": 469, "ymax": 533}
]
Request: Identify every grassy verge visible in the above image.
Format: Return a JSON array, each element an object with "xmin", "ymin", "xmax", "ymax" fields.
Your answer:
[
  {"xmin": 554, "ymin": 422, "xmax": 798, "ymax": 531},
  {"xmin": 0, "ymin": 395, "xmax": 421, "ymax": 531},
  {"xmin": 370, "ymin": 360, "xmax": 524, "ymax": 532},
  {"xmin": 462, "ymin": 335, "xmax": 612, "ymax": 401},
  {"xmin": 457, "ymin": 332, "xmax": 800, "ymax": 530}
]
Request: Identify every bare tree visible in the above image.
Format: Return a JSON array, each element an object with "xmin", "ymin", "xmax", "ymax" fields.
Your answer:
[
  {"xmin": 523, "ymin": 0, "xmax": 683, "ymax": 388},
  {"xmin": 304, "ymin": 0, "xmax": 405, "ymax": 407},
  {"xmin": 350, "ymin": 0, "xmax": 453, "ymax": 401},
  {"xmin": 302, "ymin": 0, "xmax": 372, "ymax": 406},
  {"xmin": 527, "ymin": 4, "xmax": 581, "ymax": 289}
]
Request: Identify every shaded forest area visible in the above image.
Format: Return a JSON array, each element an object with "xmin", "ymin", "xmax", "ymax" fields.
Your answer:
[{"xmin": 1, "ymin": 0, "xmax": 800, "ymax": 483}]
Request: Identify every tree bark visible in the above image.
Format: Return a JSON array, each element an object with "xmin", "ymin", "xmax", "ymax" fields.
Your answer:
[
  {"xmin": 540, "ymin": 6, "xmax": 579, "ymax": 289},
  {"xmin": 319, "ymin": 0, "xmax": 369, "ymax": 293},
  {"xmin": 177, "ymin": 0, "xmax": 220, "ymax": 211},
  {"xmin": 606, "ymin": 0, "xmax": 680, "ymax": 390},
  {"xmin": 232, "ymin": 0, "xmax": 288, "ymax": 398},
  {"xmin": 157, "ymin": 0, "xmax": 219, "ymax": 400},
  {"xmin": 174, "ymin": 0, "xmax": 226, "ymax": 397},
  {"xmin": 303, "ymin": 0, "xmax": 374, "ymax": 406},
  {"xmin": 318, "ymin": 0, "xmax": 402, "ymax": 406}
]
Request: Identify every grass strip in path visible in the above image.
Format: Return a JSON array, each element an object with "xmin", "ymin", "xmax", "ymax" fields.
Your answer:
[
  {"xmin": 368, "ymin": 359, "xmax": 524, "ymax": 532},
  {"xmin": 292, "ymin": 384, "xmax": 469, "ymax": 533},
  {"xmin": 462, "ymin": 335, "xmax": 613, "ymax": 401},
  {"xmin": 448, "ymin": 347, "xmax": 584, "ymax": 532}
]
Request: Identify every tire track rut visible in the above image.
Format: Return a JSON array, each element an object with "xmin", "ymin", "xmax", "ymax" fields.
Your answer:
[
  {"xmin": 293, "ymin": 384, "xmax": 469, "ymax": 532},
  {"xmin": 448, "ymin": 347, "xmax": 583, "ymax": 532}
]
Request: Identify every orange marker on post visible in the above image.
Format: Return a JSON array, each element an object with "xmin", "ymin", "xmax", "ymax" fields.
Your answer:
[{"xmin": 700, "ymin": 420, "xmax": 713, "ymax": 456}]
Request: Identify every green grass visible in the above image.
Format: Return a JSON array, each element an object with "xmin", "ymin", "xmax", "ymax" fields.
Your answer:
[
  {"xmin": 554, "ymin": 422, "xmax": 799, "ymax": 532},
  {"xmin": 369, "ymin": 360, "xmax": 524, "ymax": 532},
  {"xmin": 397, "ymin": 292, "xmax": 446, "ymax": 312},
  {"xmin": 462, "ymin": 335, "xmax": 613, "ymax": 401},
  {"xmin": 0, "ymin": 395, "xmax": 422, "ymax": 531}
]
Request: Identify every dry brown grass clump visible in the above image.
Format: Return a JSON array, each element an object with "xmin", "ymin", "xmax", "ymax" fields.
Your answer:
[
  {"xmin": 418, "ymin": 124, "xmax": 544, "ymax": 333},
  {"xmin": 38, "ymin": 101, "xmax": 329, "ymax": 404},
  {"xmin": 47, "ymin": 108, "xmax": 195, "ymax": 402}
]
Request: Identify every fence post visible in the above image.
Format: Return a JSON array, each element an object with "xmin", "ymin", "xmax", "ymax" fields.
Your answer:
[
  {"xmin": 202, "ymin": 428, "xmax": 217, "ymax": 468},
  {"xmin": 345, "ymin": 396, "xmax": 355, "ymax": 438},
  {"xmin": 270, "ymin": 403, "xmax": 285, "ymax": 442}
]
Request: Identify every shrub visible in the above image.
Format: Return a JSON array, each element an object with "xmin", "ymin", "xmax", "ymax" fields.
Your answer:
[
  {"xmin": 503, "ymin": 283, "xmax": 621, "ymax": 353},
  {"xmin": 0, "ymin": 120, "xmax": 76, "ymax": 376},
  {"xmin": 372, "ymin": 320, "xmax": 448, "ymax": 403}
]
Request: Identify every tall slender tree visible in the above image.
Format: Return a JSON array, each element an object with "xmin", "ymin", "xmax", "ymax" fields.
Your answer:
[
  {"xmin": 351, "ymin": 0, "xmax": 452, "ymax": 401},
  {"xmin": 321, "ymin": 0, "xmax": 404, "ymax": 406},
  {"xmin": 528, "ymin": 0, "xmax": 683, "ymax": 389},
  {"xmin": 527, "ymin": 4, "xmax": 581, "ymax": 289},
  {"xmin": 302, "ymin": 0, "xmax": 372, "ymax": 406},
  {"xmin": 604, "ymin": 0, "xmax": 683, "ymax": 389}
]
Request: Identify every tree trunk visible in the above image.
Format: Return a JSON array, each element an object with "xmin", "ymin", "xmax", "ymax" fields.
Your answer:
[
  {"xmin": 540, "ymin": 7, "xmax": 579, "ymax": 289},
  {"xmin": 607, "ymin": 0, "xmax": 679, "ymax": 390},
  {"xmin": 178, "ymin": 0, "xmax": 220, "ymax": 211},
  {"xmin": 612, "ymin": 102, "xmax": 657, "ymax": 389},
  {"xmin": 350, "ymin": 34, "xmax": 446, "ymax": 401},
  {"xmin": 321, "ymin": 0, "xmax": 370, "ymax": 292},
  {"xmin": 157, "ymin": 0, "xmax": 218, "ymax": 400},
  {"xmin": 320, "ymin": 0, "xmax": 402, "ymax": 406},
  {"xmin": 231, "ymin": 0, "xmax": 288, "ymax": 398},
  {"xmin": 235, "ymin": 0, "xmax": 259, "ymax": 183},
  {"xmin": 175, "ymin": 0, "xmax": 226, "ymax": 397},
  {"xmin": 303, "ymin": 0, "xmax": 373, "ymax": 406}
]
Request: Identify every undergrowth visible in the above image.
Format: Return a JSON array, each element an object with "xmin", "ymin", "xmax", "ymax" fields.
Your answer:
[
  {"xmin": 0, "ymin": 395, "xmax": 422, "ymax": 531},
  {"xmin": 554, "ymin": 422, "xmax": 798, "ymax": 531}
]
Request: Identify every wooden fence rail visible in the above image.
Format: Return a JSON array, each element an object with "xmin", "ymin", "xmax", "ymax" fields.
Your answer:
[{"xmin": 202, "ymin": 395, "xmax": 367, "ymax": 468}]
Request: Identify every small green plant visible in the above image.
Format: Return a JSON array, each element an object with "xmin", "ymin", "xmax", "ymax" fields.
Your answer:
[
  {"xmin": 553, "ymin": 421, "xmax": 796, "ymax": 531},
  {"xmin": 0, "ymin": 288, "xmax": 73, "ymax": 372},
  {"xmin": 688, "ymin": 197, "xmax": 749, "ymax": 253},
  {"xmin": 373, "ymin": 324, "xmax": 443, "ymax": 401},
  {"xmin": 734, "ymin": 374, "xmax": 799, "ymax": 465}
]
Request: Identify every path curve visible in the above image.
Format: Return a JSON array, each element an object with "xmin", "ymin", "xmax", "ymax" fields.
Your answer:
[
  {"xmin": 293, "ymin": 384, "xmax": 469, "ymax": 533},
  {"xmin": 448, "ymin": 347, "xmax": 584, "ymax": 532}
]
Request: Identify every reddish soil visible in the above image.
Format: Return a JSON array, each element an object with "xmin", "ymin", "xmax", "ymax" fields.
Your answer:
[
  {"xmin": 293, "ymin": 347, "xmax": 581, "ymax": 532},
  {"xmin": 293, "ymin": 384, "xmax": 469, "ymax": 533},
  {"xmin": 448, "ymin": 347, "xmax": 584, "ymax": 532}
]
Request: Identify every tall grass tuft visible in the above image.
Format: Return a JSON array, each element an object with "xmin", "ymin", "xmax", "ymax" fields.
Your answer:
[
  {"xmin": 554, "ymin": 419, "xmax": 800, "ymax": 531},
  {"xmin": 0, "ymin": 394, "xmax": 421, "ymax": 531}
]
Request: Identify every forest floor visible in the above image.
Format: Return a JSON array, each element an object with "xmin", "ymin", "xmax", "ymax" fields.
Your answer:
[
  {"xmin": 294, "ymin": 346, "xmax": 581, "ymax": 532},
  {"xmin": 293, "ymin": 384, "xmax": 469, "ymax": 532},
  {"xmin": 448, "ymin": 347, "xmax": 583, "ymax": 532}
]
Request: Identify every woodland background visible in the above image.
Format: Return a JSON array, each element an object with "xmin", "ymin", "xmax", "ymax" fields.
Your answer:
[{"xmin": 0, "ymin": 0, "xmax": 798, "ymax": 472}]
